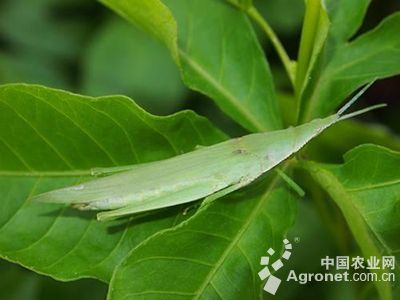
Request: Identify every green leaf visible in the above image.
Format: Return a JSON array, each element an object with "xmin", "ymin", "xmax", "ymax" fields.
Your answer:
[
  {"xmin": 166, "ymin": 0, "xmax": 282, "ymax": 132},
  {"xmin": 0, "ymin": 259, "xmax": 107, "ymax": 300},
  {"xmin": 108, "ymin": 173, "xmax": 296, "ymax": 299},
  {"xmin": 0, "ymin": 84, "xmax": 225, "ymax": 282},
  {"xmin": 82, "ymin": 18, "xmax": 187, "ymax": 115},
  {"xmin": 325, "ymin": 0, "xmax": 371, "ymax": 41},
  {"xmin": 101, "ymin": 0, "xmax": 282, "ymax": 132},
  {"xmin": 302, "ymin": 144, "xmax": 400, "ymax": 299},
  {"xmin": 299, "ymin": 5, "xmax": 400, "ymax": 122}
]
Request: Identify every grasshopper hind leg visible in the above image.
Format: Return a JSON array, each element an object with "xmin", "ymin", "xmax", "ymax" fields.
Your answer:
[{"xmin": 96, "ymin": 175, "xmax": 257, "ymax": 221}]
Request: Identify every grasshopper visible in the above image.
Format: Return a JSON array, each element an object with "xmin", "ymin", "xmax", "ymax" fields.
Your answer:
[{"xmin": 33, "ymin": 82, "xmax": 384, "ymax": 221}]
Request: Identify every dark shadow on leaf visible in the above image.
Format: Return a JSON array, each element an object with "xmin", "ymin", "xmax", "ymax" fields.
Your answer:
[{"xmin": 41, "ymin": 207, "xmax": 96, "ymax": 220}]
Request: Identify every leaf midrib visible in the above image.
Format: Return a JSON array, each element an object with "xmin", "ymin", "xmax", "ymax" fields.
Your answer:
[
  {"xmin": 178, "ymin": 49, "xmax": 267, "ymax": 133},
  {"xmin": 346, "ymin": 178, "xmax": 400, "ymax": 192},
  {"xmin": 193, "ymin": 173, "xmax": 282, "ymax": 299}
]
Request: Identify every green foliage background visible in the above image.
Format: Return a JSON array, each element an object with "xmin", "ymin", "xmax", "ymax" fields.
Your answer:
[{"xmin": 0, "ymin": 0, "xmax": 399, "ymax": 299}]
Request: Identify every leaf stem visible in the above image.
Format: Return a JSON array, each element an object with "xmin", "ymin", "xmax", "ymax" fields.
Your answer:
[{"xmin": 247, "ymin": 7, "xmax": 295, "ymax": 87}]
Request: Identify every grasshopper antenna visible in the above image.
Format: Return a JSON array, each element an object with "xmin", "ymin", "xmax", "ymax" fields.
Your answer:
[
  {"xmin": 339, "ymin": 103, "xmax": 387, "ymax": 121},
  {"xmin": 338, "ymin": 80, "xmax": 376, "ymax": 116}
]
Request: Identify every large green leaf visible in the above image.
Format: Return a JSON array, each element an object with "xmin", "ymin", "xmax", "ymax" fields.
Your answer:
[
  {"xmin": 299, "ymin": 2, "xmax": 400, "ymax": 122},
  {"xmin": 108, "ymin": 172, "xmax": 297, "ymax": 299},
  {"xmin": 0, "ymin": 84, "xmax": 225, "ymax": 282},
  {"xmin": 302, "ymin": 145, "xmax": 400, "ymax": 299},
  {"xmin": 82, "ymin": 18, "xmax": 187, "ymax": 115},
  {"xmin": 101, "ymin": 0, "xmax": 282, "ymax": 132}
]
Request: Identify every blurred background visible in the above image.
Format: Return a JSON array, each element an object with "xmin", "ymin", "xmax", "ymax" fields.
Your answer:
[{"xmin": 0, "ymin": 0, "xmax": 399, "ymax": 299}]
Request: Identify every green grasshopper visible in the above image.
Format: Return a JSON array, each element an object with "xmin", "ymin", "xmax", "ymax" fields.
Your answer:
[{"xmin": 33, "ymin": 82, "xmax": 384, "ymax": 221}]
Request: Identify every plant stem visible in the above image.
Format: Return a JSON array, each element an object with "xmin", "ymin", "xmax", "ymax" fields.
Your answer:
[
  {"xmin": 294, "ymin": 0, "xmax": 324, "ymax": 124},
  {"xmin": 295, "ymin": 0, "xmax": 321, "ymax": 97},
  {"xmin": 247, "ymin": 7, "xmax": 295, "ymax": 87}
]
